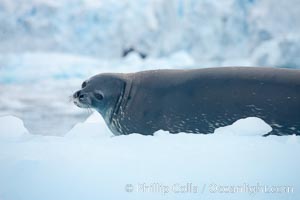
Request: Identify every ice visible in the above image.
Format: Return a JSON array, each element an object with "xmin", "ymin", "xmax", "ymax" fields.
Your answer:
[
  {"xmin": 0, "ymin": 51, "xmax": 196, "ymax": 84},
  {"xmin": 66, "ymin": 111, "xmax": 113, "ymax": 139},
  {"xmin": 214, "ymin": 117, "xmax": 272, "ymax": 136},
  {"xmin": 0, "ymin": 115, "xmax": 299, "ymax": 200},
  {"xmin": 0, "ymin": 115, "xmax": 29, "ymax": 140}
]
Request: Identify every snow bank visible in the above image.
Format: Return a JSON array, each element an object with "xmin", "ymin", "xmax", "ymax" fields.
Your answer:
[{"xmin": 0, "ymin": 115, "xmax": 299, "ymax": 200}]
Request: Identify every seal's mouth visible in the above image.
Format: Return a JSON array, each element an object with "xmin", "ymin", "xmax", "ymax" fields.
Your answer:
[{"xmin": 73, "ymin": 98, "xmax": 90, "ymax": 108}]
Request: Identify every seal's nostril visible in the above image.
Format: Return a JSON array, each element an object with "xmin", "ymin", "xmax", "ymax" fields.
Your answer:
[{"xmin": 73, "ymin": 91, "xmax": 80, "ymax": 98}]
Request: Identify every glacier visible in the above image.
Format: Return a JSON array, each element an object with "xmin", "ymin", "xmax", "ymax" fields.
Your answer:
[{"xmin": 0, "ymin": 0, "xmax": 300, "ymax": 67}]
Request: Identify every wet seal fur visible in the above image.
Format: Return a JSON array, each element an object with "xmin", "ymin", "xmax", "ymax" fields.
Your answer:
[{"xmin": 73, "ymin": 67, "xmax": 300, "ymax": 136}]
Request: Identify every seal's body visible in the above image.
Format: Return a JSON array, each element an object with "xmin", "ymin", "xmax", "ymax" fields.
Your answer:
[{"xmin": 73, "ymin": 67, "xmax": 300, "ymax": 136}]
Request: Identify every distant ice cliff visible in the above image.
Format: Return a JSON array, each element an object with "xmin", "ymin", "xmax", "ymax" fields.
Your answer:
[{"xmin": 0, "ymin": 0, "xmax": 300, "ymax": 67}]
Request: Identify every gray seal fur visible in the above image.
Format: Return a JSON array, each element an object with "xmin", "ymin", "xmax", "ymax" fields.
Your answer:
[{"xmin": 73, "ymin": 67, "xmax": 300, "ymax": 136}]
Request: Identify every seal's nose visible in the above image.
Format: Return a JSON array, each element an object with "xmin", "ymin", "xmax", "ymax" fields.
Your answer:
[
  {"xmin": 73, "ymin": 90, "xmax": 82, "ymax": 99},
  {"xmin": 73, "ymin": 90, "xmax": 87, "ymax": 101}
]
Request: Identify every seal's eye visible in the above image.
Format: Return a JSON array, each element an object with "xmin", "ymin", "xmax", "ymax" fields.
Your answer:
[
  {"xmin": 81, "ymin": 81, "xmax": 87, "ymax": 88},
  {"xmin": 94, "ymin": 92, "xmax": 103, "ymax": 101}
]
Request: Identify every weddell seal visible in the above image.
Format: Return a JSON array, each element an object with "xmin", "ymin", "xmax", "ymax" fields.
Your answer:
[{"xmin": 73, "ymin": 67, "xmax": 300, "ymax": 136}]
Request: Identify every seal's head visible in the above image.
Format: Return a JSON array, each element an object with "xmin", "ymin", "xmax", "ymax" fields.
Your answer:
[{"xmin": 73, "ymin": 74, "xmax": 126, "ymax": 121}]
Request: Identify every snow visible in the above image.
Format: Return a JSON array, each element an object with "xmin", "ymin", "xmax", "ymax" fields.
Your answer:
[
  {"xmin": 214, "ymin": 117, "xmax": 272, "ymax": 136},
  {"xmin": 0, "ymin": 114, "xmax": 299, "ymax": 200},
  {"xmin": 66, "ymin": 112, "xmax": 112, "ymax": 139}
]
